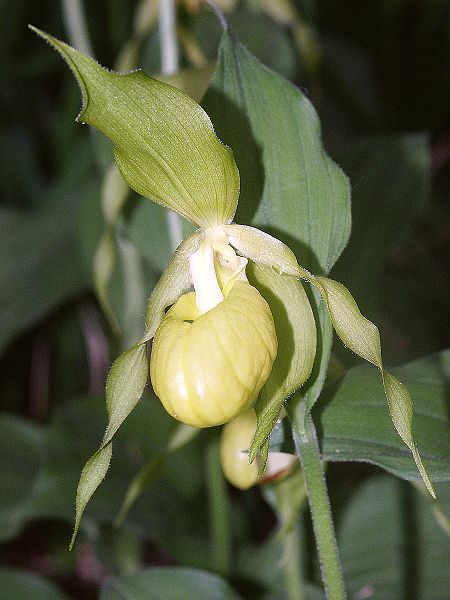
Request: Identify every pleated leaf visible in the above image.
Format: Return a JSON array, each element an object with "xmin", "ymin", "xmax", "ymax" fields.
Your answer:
[
  {"xmin": 203, "ymin": 31, "xmax": 351, "ymax": 275},
  {"xmin": 270, "ymin": 352, "xmax": 450, "ymax": 488},
  {"xmin": 30, "ymin": 27, "xmax": 240, "ymax": 229}
]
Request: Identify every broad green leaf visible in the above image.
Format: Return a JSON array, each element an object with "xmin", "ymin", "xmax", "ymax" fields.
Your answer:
[
  {"xmin": 0, "ymin": 416, "xmax": 44, "ymax": 542},
  {"xmin": 338, "ymin": 476, "xmax": 450, "ymax": 599},
  {"xmin": 270, "ymin": 351, "xmax": 450, "ymax": 483},
  {"xmin": 0, "ymin": 569, "xmax": 69, "ymax": 600},
  {"xmin": 203, "ymin": 30, "xmax": 351, "ymax": 276},
  {"xmin": 247, "ymin": 263, "xmax": 316, "ymax": 464},
  {"xmin": 99, "ymin": 568, "xmax": 244, "ymax": 600},
  {"xmin": 0, "ymin": 204, "xmax": 88, "ymax": 354},
  {"xmin": 30, "ymin": 26, "xmax": 240, "ymax": 229}
]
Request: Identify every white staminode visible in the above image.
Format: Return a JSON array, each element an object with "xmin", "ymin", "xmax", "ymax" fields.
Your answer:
[{"xmin": 189, "ymin": 227, "xmax": 248, "ymax": 314}]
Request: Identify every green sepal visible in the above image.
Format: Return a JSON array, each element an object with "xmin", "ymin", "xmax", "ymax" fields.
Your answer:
[
  {"xmin": 247, "ymin": 262, "xmax": 316, "ymax": 466},
  {"xmin": 29, "ymin": 26, "xmax": 240, "ymax": 229},
  {"xmin": 143, "ymin": 231, "xmax": 203, "ymax": 342},
  {"xmin": 70, "ymin": 342, "xmax": 148, "ymax": 548},
  {"xmin": 226, "ymin": 223, "xmax": 435, "ymax": 497},
  {"xmin": 313, "ymin": 276, "xmax": 435, "ymax": 498}
]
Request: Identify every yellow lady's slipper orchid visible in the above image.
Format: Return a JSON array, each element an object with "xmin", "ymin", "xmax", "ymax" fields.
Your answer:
[{"xmin": 150, "ymin": 229, "xmax": 277, "ymax": 427}]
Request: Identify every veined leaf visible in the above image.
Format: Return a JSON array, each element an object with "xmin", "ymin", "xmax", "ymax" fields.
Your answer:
[
  {"xmin": 339, "ymin": 476, "xmax": 450, "ymax": 599},
  {"xmin": 30, "ymin": 26, "xmax": 240, "ymax": 229},
  {"xmin": 270, "ymin": 351, "xmax": 450, "ymax": 484},
  {"xmin": 203, "ymin": 31, "xmax": 351, "ymax": 276}
]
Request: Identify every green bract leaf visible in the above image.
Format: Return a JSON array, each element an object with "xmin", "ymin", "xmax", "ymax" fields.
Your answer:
[
  {"xmin": 203, "ymin": 31, "xmax": 351, "ymax": 275},
  {"xmin": 30, "ymin": 27, "xmax": 240, "ymax": 229},
  {"xmin": 71, "ymin": 343, "xmax": 148, "ymax": 548},
  {"xmin": 247, "ymin": 263, "xmax": 316, "ymax": 465}
]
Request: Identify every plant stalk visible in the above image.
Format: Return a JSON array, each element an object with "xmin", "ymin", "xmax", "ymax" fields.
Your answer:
[
  {"xmin": 283, "ymin": 523, "xmax": 305, "ymax": 600},
  {"xmin": 159, "ymin": 0, "xmax": 183, "ymax": 251},
  {"xmin": 287, "ymin": 398, "xmax": 347, "ymax": 600},
  {"xmin": 205, "ymin": 430, "xmax": 231, "ymax": 576}
]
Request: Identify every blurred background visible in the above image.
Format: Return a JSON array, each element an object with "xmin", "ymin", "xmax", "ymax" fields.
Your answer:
[{"xmin": 0, "ymin": 1, "xmax": 449, "ymax": 599}]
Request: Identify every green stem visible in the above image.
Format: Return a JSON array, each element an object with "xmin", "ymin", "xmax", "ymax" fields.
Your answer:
[
  {"xmin": 287, "ymin": 398, "xmax": 347, "ymax": 600},
  {"xmin": 205, "ymin": 430, "xmax": 231, "ymax": 576},
  {"xmin": 283, "ymin": 523, "xmax": 305, "ymax": 600}
]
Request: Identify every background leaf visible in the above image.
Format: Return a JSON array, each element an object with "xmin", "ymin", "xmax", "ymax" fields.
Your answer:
[
  {"xmin": 203, "ymin": 30, "xmax": 351, "ymax": 276},
  {"xmin": 338, "ymin": 475, "xmax": 450, "ymax": 600},
  {"xmin": 0, "ymin": 201, "xmax": 88, "ymax": 354},
  {"xmin": 99, "ymin": 567, "xmax": 244, "ymax": 600},
  {"xmin": 0, "ymin": 568, "xmax": 69, "ymax": 600},
  {"xmin": 330, "ymin": 133, "xmax": 430, "ymax": 323},
  {"xmin": 271, "ymin": 350, "xmax": 450, "ymax": 482}
]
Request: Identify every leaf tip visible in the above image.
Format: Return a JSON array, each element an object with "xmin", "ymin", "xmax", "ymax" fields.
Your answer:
[{"xmin": 412, "ymin": 445, "xmax": 436, "ymax": 499}]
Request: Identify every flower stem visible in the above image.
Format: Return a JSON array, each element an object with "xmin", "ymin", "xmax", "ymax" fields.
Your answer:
[
  {"xmin": 287, "ymin": 398, "xmax": 347, "ymax": 600},
  {"xmin": 205, "ymin": 429, "xmax": 231, "ymax": 576},
  {"xmin": 283, "ymin": 523, "xmax": 305, "ymax": 600}
]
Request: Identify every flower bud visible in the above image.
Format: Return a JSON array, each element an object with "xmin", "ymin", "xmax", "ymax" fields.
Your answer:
[
  {"xmin": 220, "ymin": 408, "xmax": 297, "ymax": 489},
  {"xmin": 150, "ymin": 280, "xmax": 277, "ymax": 427},
  {"xmin": 220, "ymin": 409, "xmax": 259, "ymax": 489}
]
